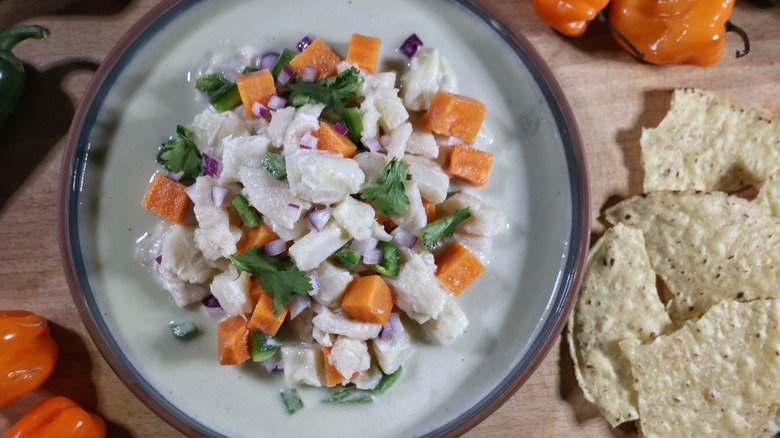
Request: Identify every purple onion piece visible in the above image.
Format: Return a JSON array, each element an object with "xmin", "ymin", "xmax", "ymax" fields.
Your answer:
[
  {"xmin": 399, "ymin": 33, "xmax": 423, "ymax": 58},
  {"xmin": 202, "ymin": 153, "xmax": 222, "ymax": 178},
  {"xmin": 264, "ymin": 238, "xmax": 287, "ymax": 256},
  {"xmin": 379, "ymin": 313, "xmax": 403, "ymax": 340},
  {"xmin": 302, "ymin": 66, "xmax": 317, "ymax": 82},
  {"xmin": 307, "ymin": 270, "xmax": 320, "ymax": 296},
  {"xmin": 268, "ymin": 94, "xmax": 287, "ymax": 110},
  {"xmin": 297, "ymin": 36, "xmax": 313, "ymax": 52},
  {"xmin": 277, "ymin": 65, "xmax": 295, "ymax": 86},
  {"xmin": 306, "ymin": 208, "xmax": 331, "ymax": 232},
  {"xmin": 350, "ymin": 236, "xmax": 379, "ymax": 255},
  {"xmin": 262, "ymin": 356, "xmax": 282, "ymax": 372},
  {"xmin": 155, "ymin": 255, "xmax": 162, "ymax": 265},
  {"xmin": 299, "ymin": 131, "xmax": 319, "ymax": 149},
  {"xmin": 364, "ymin": 137, "xmax": 384, "ymax": 153},
  {"xmin": 393, "ymin": 228, "xmax": 419, "ymax": 249},
  {"xmin": 211, "ymin": 185, "xmax": 229, "ymax": 207},
  {"xmin": 334, "ymin": 122, "xmax": 349, "ymax": 136},
  {"xmin": 259, "ymin": 52, "xmax": 280, "ymax": 70},
  {"xmin": 251, "ymin": 102, "xmax": 269, "ymax": 118},
  {"xmin": 202, "ymin": 295, "xmax": 222, "ymax": 308},
  {"xmin": 167, "ymin": 170, "xmax": 185, "ymax": 181},
  {"xmin": 362, "ymin": 248, "xmax": 385, "ymax": 265},
  {"xmin": 289, "ymin": 295, "xmax": 312, "ymax": 320}
]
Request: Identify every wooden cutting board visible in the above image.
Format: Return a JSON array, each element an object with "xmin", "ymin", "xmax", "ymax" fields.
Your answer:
[{"xmin": 1, "ymin": 0, "xmax": 778, "ymax": 436}]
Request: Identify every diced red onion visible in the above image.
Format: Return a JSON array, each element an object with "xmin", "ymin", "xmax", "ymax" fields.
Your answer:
[
  {"xmin": 202, "ymin": 295, "xmax": 222, "ymax": 308},
  {"xmin": 306, "ymin": 207, "xmax": 331, "ymax": 232},
  {"xmin": 302, "ymin": 66, "xmax": 317, "ymax": 82},
  {"xmin": 289, "ymin": 294, "xmax": 312, "ymax": 320},
  {"xmin": 362, "ymin": 248, "xmax": 385, "ymax": 265},
  {"xmin": 286, "ymin": 203, "xmax": 300, "ymax": 218},
  {"xmin": 264, "ymin": 238, "xmax": 287, "ymax": 256},
  {"xmin": 204, "ymin": 306, "xmax": 226, "ymax": 321},
  {"xmin": 380, "ymin": 134, "xmax": 392, "ymax": 148},
  {"xmin": 202, "ymin": 153, "xmax": 222, "ymax": 178},
  {"xmin": 277, "ymin": 65, "xmax": 295, "ymax": 86},
  {"xmin": 364, "ymin": 137, "xmax": 384, "ymax": 153},
  {"xmin": 300, "ymin": 131, "xmax": 319, "ymax": 149},
  {"xmin": 211, "ymin": 185, "xmax": 229, "ymax": 207},
  {"xmin": 399, "ymin": 33, "xmax": 423, "ymax": 58},
  {"xmin": 251, "ymin": 101, "xmax": 269, "ymax": 118},
  {"xmin": 259, "ymin": 52, "xmax": 279, "ymax": 70},
  {"xmin": 297, "ymin": 35, "xmax": 313, "ymax": 51},
  {"xmin": 379, "ymin": 313, "xmax": 403, "ymax": 340},
  {"xmin": 268, "ymin": 94, "xmax": 287, "ymax": 110},
  {"xmin": 167, "ymin": 170, "xmax": 185, "ymax": 181},
  {"xmin": 350, "ymin": 236, "xmax": 378, "ymax": 255},
  {"xmin": 155, "ymin": 255, "xmax": 162, "ymax": 265},
  {"xmin": 307, "ymin": 271, "xmax": 320, "ymax": 296},
  {"xmin": 334, "ymin": 122, "xmax": 348, "ymax": 136},
  {"xmin": 393, "ymin": 228, "xmax": 418, "ymax": 249},
  {"xmin": 262, "ymin": 356, "xmax": 282, "ymax": 372}
]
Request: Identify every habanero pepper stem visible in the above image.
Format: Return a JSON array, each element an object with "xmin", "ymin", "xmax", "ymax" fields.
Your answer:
[
  {"xmin": 726, "ymin": 21, "xmax": 750, "ymax": 58},
  {"xmin": 0, "ymin": 25, "xmax": 50, "ymax": 130},
  {"xmin": 594, "ymin": 11, "xmax": 645, "ymax": 60}
]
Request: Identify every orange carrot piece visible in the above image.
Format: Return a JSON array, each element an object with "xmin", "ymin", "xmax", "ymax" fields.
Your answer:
[
  {"xmin": 141, "ymin": 172, "xmax": 190, "ymax": 224},
  {"xmin": 217, "ymin": 315, "xmax": 252, "ymax": 365},
  {"xmin": 322, "ymin": 346, "xmax": 366, "ymax": 386},
  {"xmin": 235, "ymin": 69, "xmax": 276, "ymax": 116},
  {"xmin": 247, "ymin": 284, "xmax": 287, "ymax": 336},
  {"xmin": 236, "ymin": 223, "xmax": 280, "ymax": 255},
  {"xmin": 313, "ymin": 122, "xmax": 357, "ymax": 158},
  {"xmin": 341, "ymin": 275, "xmax": 394, "ymax": 325},
  {"xmin": 447, "ymin": 143, "xmax": 494, "ymax": 187},
  {"xmin": 346, "ymin": 34, "xmax": 381, "ymax": 73},
  {"xmin": 422, "ymin": 90, "xmax": 487, "ymax": 143},
  {"xmin": 435, "ymin": 242, "xmax": 485, "ymax": 296},
  {"xmin": 289, "ymin": 38, "xmax": 342, "ymax": 80},
  {"xmin": 422, "ymin": 198, "xmax": 437, "ymax": 224}
]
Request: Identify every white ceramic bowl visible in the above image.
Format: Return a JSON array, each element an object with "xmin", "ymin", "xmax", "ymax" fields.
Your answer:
[{"xmin": 59, "ymin": 0, "xmax": 590, "ymax": 436}]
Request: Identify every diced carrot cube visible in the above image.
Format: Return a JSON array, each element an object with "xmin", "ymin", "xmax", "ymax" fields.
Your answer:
[
  {"xmin": 313, "ymin": 122, "xmax": 357, "ymax": 158},
  {"xmin": 422, "ymin": 198, "xmax": 437, "ymax": 223},
  {"xmin": 322, "ymin": 346, "xmax": 366, "ymax": 386},
  {"xmin": 346, "ymin": 34, "xmax": 381, "ymax": 73},
  {"xmin": 236, "ymin": 223, "xmax": 280, "ymax": 255},
  {"xmin": 422, "ymin": 90, "xmax": 486, "ymax": 143},
  {"xmin": 217, "ymin": 315, "xmax": 252, "ymax": 365},
  {"xmin": 447, "ymin": 143, "xmax": 494, "ymax": 187},
  {"xmin": 289, "ymin": 38, "xmax": 342, "ymax": 80},
  {"xmin": 141, "ymin": 172, "xmax": 190, "ymax": 224},
  {"xmin": 435, "ymin": 242, "xmax": 485, "ymax": 296},
  {"xmin": 341, "ymin": 275, "xmax": 394, "ymax": 325},
  {"xmin": 247, "ymin": 283, "xmax": 287, "ymax": 336},
  {"xmin": 235, "ymin": 69, "xmax": 276, "ymax": 116}
]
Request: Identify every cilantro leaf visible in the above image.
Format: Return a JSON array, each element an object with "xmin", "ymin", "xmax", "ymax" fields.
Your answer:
[
  {"xmin": 287, "ymin": 67, "xmax": 364, "ymax": 115},
  {"xmin": 360, "ymin": 157, "xmax": 412, "ymax": 217},
  {"xmin": 157, "ymin": 125, "xmax": 203, "ymax": 180},
  {"xmin": 420, "ymin": 207, "xmax": 471, "ymax": 250},
  {"xmin": 229, "ymin": 246, "xmax": 311, "ymax": 317}
]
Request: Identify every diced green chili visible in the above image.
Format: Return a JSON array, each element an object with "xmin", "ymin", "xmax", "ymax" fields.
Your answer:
[
  {"xmin": 280, "ymin": 388, "xmax": 304, "ymax": 414},
  {"xmin": 368, "ymin": 241, "xmax": 400, "ymax": 277},
  {"xmin": 262, "ymin": 152, "xmax": 287, "ymax": 180},
  {"xmin": 374, "ymin": 366, "xmax": 402, "ymax": 394},
  {"xmin": 343, "ymin": 107, "xmax": 363, "ymax": 143},
  {"xmin": 333, "ymin": 248, "xmax": 361, "ymax": 270},
  {"xmin": 252, "ymin": 331, "xmax": 283, "ymax": 362},
  {"xmin": 323, "ymin": 387, "xmax": 373, "ymax": 404},
  {"xmin": 272, "ymin": 48, "xmax": 297, "ymax": 79},
  {"xmin": 231, "ymin": 194, "xmax": 261, "ymax": 227},
  {"xmin": 169, "ymin": 320, "xmax": 199, "ymax": 340}
]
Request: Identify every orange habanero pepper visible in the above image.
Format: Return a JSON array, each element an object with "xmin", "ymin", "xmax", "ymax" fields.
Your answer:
[
  {"xmin": 608, "ymin": 0, "xmax": 750, "ymax": 66},
  {"xmin": 531, "ymin": 0, "xmax": 610, "ymax": 37},
  {"xmin": 0, "ymin": 310, "xmax": 59, "ymax": 408},
  {"xmin": 2, "ymin": 396, "xmax": 106, "ymax": 438}
]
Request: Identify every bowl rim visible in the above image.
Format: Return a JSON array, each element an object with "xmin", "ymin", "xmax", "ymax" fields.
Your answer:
[{"xmin": 57, "ymin": 0, "xmax": 591, "ymax": 436}]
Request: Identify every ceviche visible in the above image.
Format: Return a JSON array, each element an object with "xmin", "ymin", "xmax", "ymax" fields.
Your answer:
[{"xmin": 136, "ymin": 33, "xmax": 506, "ymax": 411}]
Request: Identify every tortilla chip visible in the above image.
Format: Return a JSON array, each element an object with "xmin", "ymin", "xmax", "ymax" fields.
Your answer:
[
  {"xmin": 641, "ymin": 88, "xmax": 780, "ymax": 193},
  {"xmin": 754, "ymin": 170, "xmax": 780, "ymax": 219},
  {"xmin": 623, "ymin": 299, "xmax": 780, "ymax": 438},
  {"xmin": 605, "ymin": 190, "xmax": 780, "ymax": 323},
  {"xmin": 567, "ymin": 223, "xmax": 675, "ymax": 426}
]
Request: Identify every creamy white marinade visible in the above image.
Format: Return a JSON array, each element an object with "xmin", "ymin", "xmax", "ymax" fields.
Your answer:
[{"xmin": 136, "ymin": 33, "xmax": 507, "ymax": 408}]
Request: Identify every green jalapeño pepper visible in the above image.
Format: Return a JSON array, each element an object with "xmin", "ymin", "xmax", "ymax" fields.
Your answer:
[{"xmin": 0, "ymin": 25, "xmax": 50, "ymax": 129}]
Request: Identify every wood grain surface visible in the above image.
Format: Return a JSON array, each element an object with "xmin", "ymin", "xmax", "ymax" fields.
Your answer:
[{"xmin": 1, "ymin": 0, "xmax": 778, "ymax": 436}]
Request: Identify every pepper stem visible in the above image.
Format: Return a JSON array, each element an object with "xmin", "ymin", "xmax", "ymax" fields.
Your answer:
[
  {"xmin": 725, "ymin": 21, "xmax": 750, "ymax": 58},
  {"xmin": 595, "ymin": 12, "xmax": 645, "ymax": 60},
  {"xmin": 0, "ymin": 25, "xmax": 50, "ymax": 52}
]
